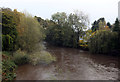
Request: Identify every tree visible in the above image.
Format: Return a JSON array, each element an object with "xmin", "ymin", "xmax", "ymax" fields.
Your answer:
[
  {"xmin": 17, "ymin": 13, "xmax": 45, "ymax": 52},
  {"xmin": 2, "ymin": 8, "xmax": 18, "ymax": 51},
  {"xmin": 46, "ymin": 22, "xmax": 78, "ymax": 47},
  {"xmin": 88, "ymin": 30, "xmax": 118, "ymax": 54},
  {"xmin": 34, "ymin": 16, "xmax": 48, "ymax": 28},
  {"xmin": 89, "ymin": 18, "xmax": 120, "ymax": 55},
  {"xmin": 98, "ymin": 20, "xmax": 106, "ymax": 30},
  {"xmin": 107, "ymin": 22, "xmax": 112, "ymax": 28},
  {"xmin": 68, "ymin": 11, "xmax": 89, "ymax": 46},
  {"xmin": 113, "ymin": 18, "xmax": 120, "ymax": 50},
  {"xmin": 91, "ymin": 21, "xmax": 98, "ymax": 32},
  {"xmin": 46, "ymin": 11, "xmax": 89, "ymax": 48},
  {"xmin": 51, "ymin": 12, "xmax": 67, "ymax": 26},
  {"xmin": 91, "ymin": 18, "xmax": 107, "ymax": 32},
  {"xmin": 113, "ymin": 18, "xmax": 120, "ymax": 32}
]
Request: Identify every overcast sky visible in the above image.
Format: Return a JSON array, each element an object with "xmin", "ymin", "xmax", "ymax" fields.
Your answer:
[{"xmin": 0, "ymin": 0, "xmax": 120, "ymax": 25}]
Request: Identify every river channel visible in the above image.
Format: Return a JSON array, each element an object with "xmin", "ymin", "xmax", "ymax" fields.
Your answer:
[{"xmin": 15, "ymin": 44, "xmax": 120, "ymax": 80}]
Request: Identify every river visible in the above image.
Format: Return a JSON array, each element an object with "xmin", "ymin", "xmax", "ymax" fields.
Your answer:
[{"xmin": 15, "ymin": 44, "xmax": 120, "ymax": 80}]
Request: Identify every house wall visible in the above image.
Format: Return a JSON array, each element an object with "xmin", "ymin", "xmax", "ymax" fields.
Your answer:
[{"xmin": 118, "ymin": 1, "xmax": 120, "ymax": 20}]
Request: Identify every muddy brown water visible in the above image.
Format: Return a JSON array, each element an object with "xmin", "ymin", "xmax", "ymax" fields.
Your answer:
[{"xmin": 15, "ymin": 44, "xmax": 120, "ymax": 80}]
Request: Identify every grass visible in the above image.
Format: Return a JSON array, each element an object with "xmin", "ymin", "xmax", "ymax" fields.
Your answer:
[{"xmin": 29, "ymin": 51, "xmax": 56, "ymax": 65}]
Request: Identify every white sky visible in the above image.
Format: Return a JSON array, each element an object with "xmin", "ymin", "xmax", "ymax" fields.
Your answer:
[{"xmin": 0, "ymin": 0, "xmax": 120, "ymax": 26}]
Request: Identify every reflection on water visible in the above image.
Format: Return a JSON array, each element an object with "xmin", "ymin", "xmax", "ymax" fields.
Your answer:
[{"xmin": 15, "ymin": 44, "xmax": 120, "ymax": 80}]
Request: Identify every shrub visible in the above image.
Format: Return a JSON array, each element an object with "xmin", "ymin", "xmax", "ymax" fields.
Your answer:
[
  {"xmin": 29, "ymin": 51, "xmax": 56, "ymax": 65},
  {"xmin": 2, "ymin": 54, "xmax": 17, "ymax": 81},
  {"xmin": 13, "ymin": 49, "xmax": 29, "ymax": 65}
]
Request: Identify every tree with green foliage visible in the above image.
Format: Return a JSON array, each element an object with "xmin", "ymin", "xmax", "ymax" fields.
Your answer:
[
  {"xmin": 48, "ymin": 24, "xmax": 77, "ymax": 47},
  {"xmin": 47, "ymin": 11, "xmax": 89, "ymax": 47},
  {"xmin": 46, "ymin": 12, "xmax": 71, "ymax": 47},
  {"xmin": 91, "ymin": 21, "xmax": 98, "ymax": 32},
  {"xmin": 89, "ymin": 18, "xmax": 120, "ymax": 55},
  {"xmin": 17, "ymin": 13, "xmax": 45, "ymax": 52},
  {"xmin": 88, "ymin": 30, "xmax": 118, "ymax": 54},
  {"xmin": 112, "ymin": 18, "xmax": 120, "ymax": 50},
  {"xmin": 113, "ymin": 18, "xmax": 120, "ymax": 32},
  {"xmin": 2, "ymin": 8, "xmax": 18, "ymax": 51},
  {"xmin": 98, "ymin": 20, "xmax": 106, "ymax": 30},
  {"xmin": 51, "ymin": 12, "xmax": 67, "ymax": 26},
  {"xmin": 91, "ymin": 18, "xmax": 107, "ymax": 32},
  {"xmin": 68, "ymin": 11, "xmax": 89, "ymax": 46},
  {"xmin": 34, "ymin": 16, "xmax": 48, "ymax": 28},
  {"xmin": 107, "ymin": 22, "xmax": 112, "ymax": 28}
]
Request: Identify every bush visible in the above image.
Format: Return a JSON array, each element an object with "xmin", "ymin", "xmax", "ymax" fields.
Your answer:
[
  {"xmin": 2, "ymin": 54, "xmax": 17, "ymax": 81},
  {"xmin": 29, "ymin": 51, "xmax": 56, "ymax": 65},
  {"xmin": 88, "ymin": 30, "xmax": 118, "ymax": 54},
  {"xmin": 13, "ymin": 49, "xmax": 29, "ymax": 65}
]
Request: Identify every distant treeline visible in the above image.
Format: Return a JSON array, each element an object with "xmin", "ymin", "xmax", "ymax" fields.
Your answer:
[
  {"xmin": 35, "ymin": 11, "xmax": 89, "ymax": 48},
  {"xmin": 35, "ymin": 12, "xmax": 120, "ymax": 55},
  {"xmin": 2, "ymin": 8, "xmax": 120, "ymax": 54}
]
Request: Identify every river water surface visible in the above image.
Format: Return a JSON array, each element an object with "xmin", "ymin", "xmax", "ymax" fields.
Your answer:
[{"xmin": 15, "ymin": 44, "xmax": 120, "ymax": 80}]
